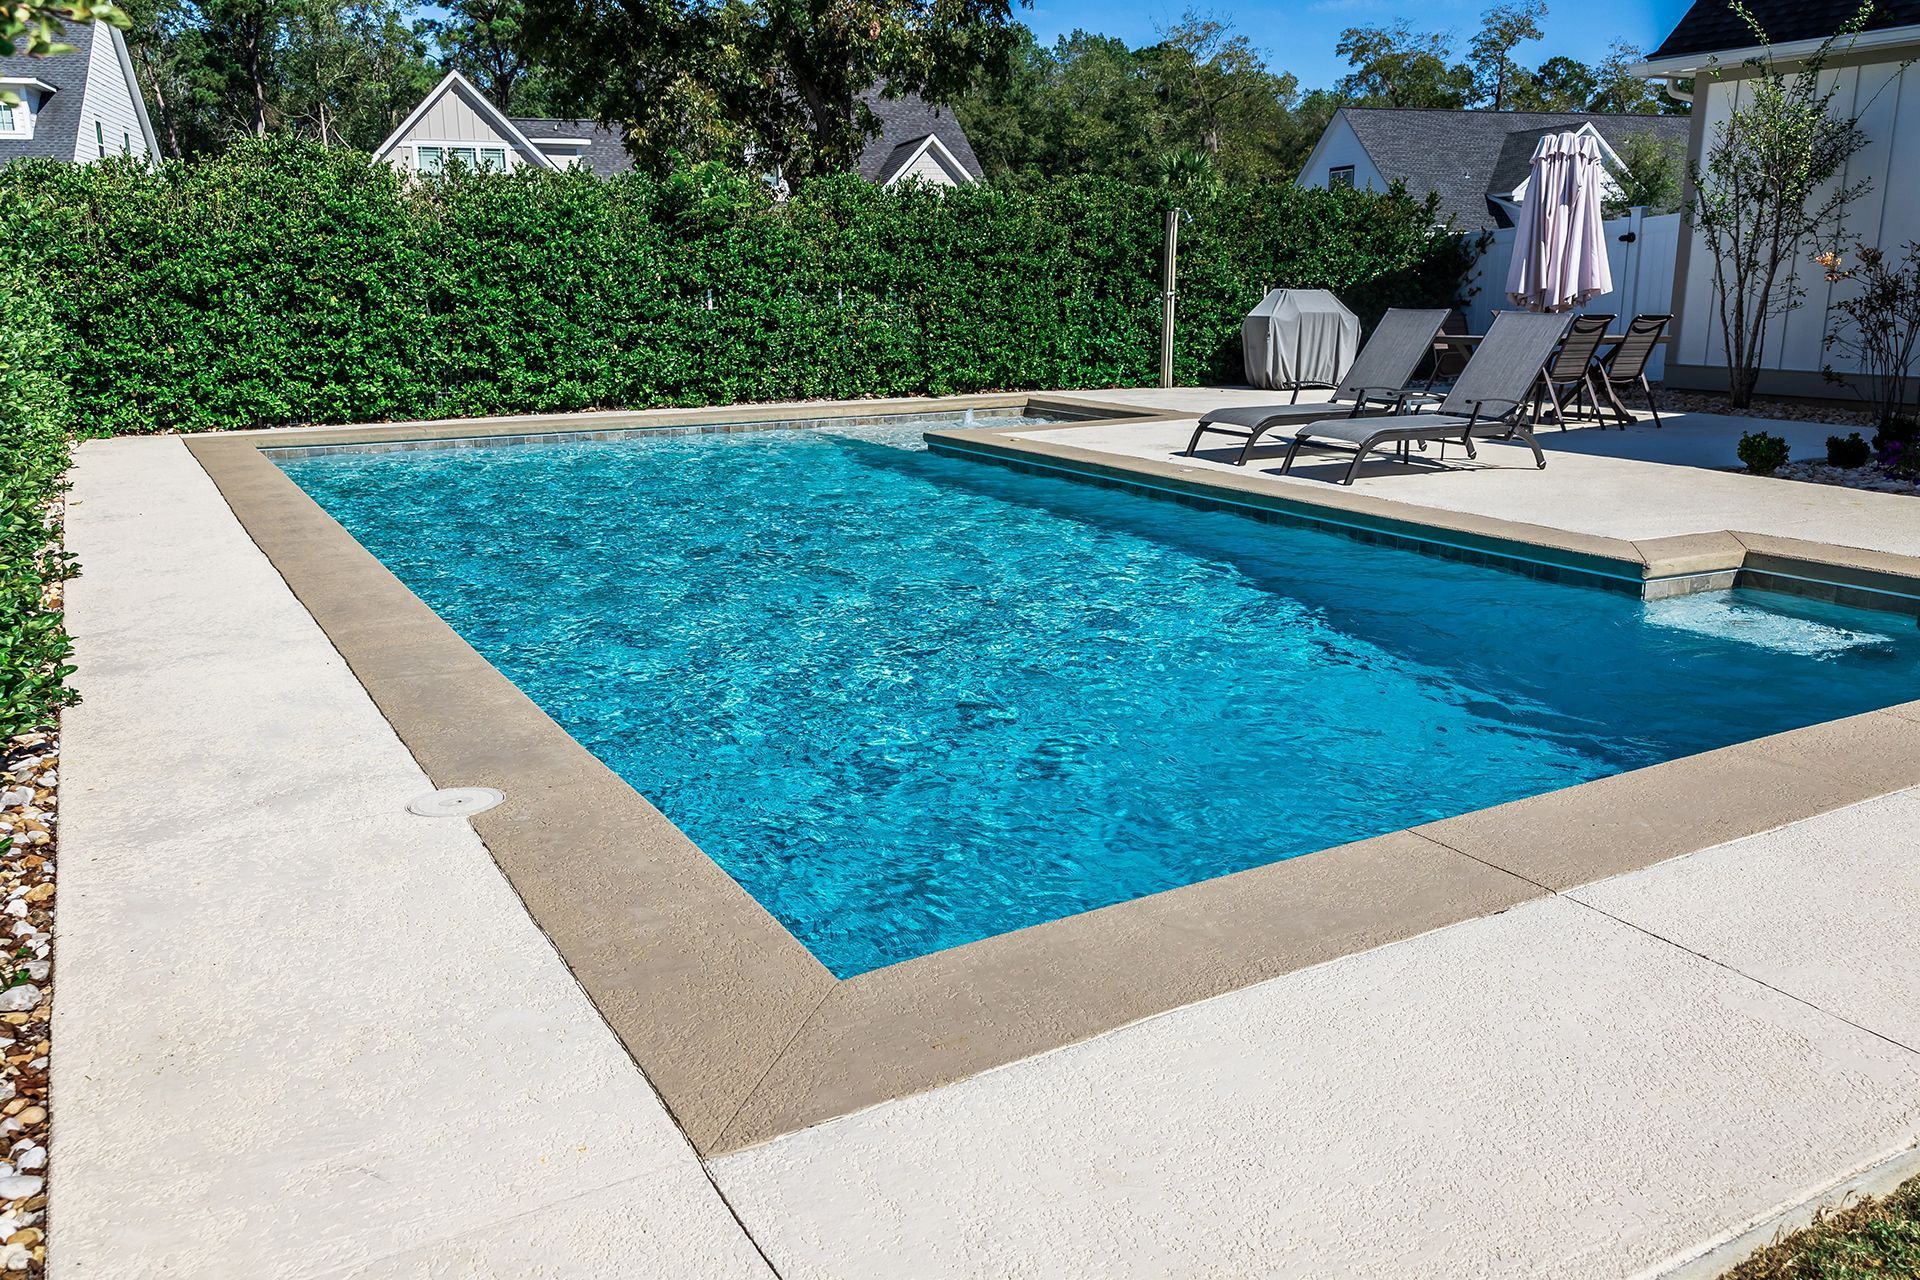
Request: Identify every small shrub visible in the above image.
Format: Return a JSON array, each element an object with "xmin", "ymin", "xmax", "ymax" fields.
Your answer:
[
  {"xmin": 1874, "ymin": 415, "xmax": 1919, "ymax": 469},
  {"xmin": 1737, "ymin": 430, "xmax": 1792, "ymax": 475},
  {"xmin": 1825, "ymin": 431, "xmax": 1872, "ymax": 467}
]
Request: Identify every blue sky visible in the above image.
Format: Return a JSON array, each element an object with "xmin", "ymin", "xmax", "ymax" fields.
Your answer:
[{"xmin": 1020, "ymin": 0, "xmax": 1698, "ymax": 90}]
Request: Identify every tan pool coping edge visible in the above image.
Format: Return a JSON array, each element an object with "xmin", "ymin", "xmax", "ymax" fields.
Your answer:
[{"xmin": 184, "ymin": 393, "xmax": 1920, "ymax": 1157}]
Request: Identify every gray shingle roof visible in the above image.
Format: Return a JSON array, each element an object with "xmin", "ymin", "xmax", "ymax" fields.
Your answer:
[
  {"xmin": 1650, "ymin": 0, "xmax": 1920, "ymax": 60},
  {"xmin": 0, "ymin": 21, "xmax": 95, "ymax": 165},
  {"xmin": 1337, "ymin": 108, "xmax": 1691, "ymax": 231},
  {"xmin": 507, "ymin": 116, "xmax": 632, "ymax": 177},
  {"xmin": 854, "ymin": 88, "xmax": 981, "ymax": 183}
]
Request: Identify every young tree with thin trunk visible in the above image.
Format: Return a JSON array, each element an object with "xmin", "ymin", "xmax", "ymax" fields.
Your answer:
[
  {"xmin": 1468, "ymin": 0, "xmax": 1544, "ymax": 111},
  {"xmin": 1687, "ymin": 2, "xmax": 1872, "ymax": 408}
]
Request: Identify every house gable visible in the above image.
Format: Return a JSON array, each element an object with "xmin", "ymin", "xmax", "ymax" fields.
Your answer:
[
  {"xmin": 1303, "ymin": 108, "xmax": 1688, "ymax": 231},
  {"xmin": 874, "ymin": 133, "xmax": 975, "ymax": 187},
  {"xmin": 1294, "ymin": 112, "xmax": 1387, "ymax": 194},
  {"xmin": 0, "ymin": 21, "xmax": 156, "ymax": 166},
  {"xmin": 70, "ymin": 22, "xmax": 156, "ymax": 161},
  {"xmin": 375, "ymin": 72, "xmax": 555, "ymax": 173}
]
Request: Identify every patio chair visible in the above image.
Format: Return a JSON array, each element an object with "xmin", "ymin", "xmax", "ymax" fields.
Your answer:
[
  {"xmin": 1534, "ymin": 313, "xmax": 1615, "ymax": 428},
  {"xmin": 1183, "ymin": 308, "xmax": 1449, "ymax": 465},
  {"xmin": 1426, "ymin": 309, "xmax": 1475, "ymax": 388},
  {"xmin": 1279, "ymin": 310, "xmax": 1572, "ymax": 486},
  {"xmin": 1595, "ymin": 314, "xmax": 1671, "ymax": 428}
]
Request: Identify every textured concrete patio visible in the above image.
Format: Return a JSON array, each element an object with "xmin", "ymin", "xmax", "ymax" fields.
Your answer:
[
  {"xmin": 1036, "ymin": 389, "xmax": 1920, "ymax": 555},
  {"xmin": 51, "ymin": 393, "xmax": 1920, "ymax": 1277}
]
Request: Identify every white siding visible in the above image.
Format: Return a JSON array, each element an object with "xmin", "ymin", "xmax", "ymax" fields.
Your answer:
[
  {"xmin": 1294, "ymin": 116, "xmax": 1387, "ymax": 193},
  {"xmin": 413, "ymin": 91, "xmax": 511, "ymax": 144},
  {"xmin": 894, "ymin": 145, "xmax": 960, "ymax": 186},
  {"xmin": 1675, "ymin": 56, "xmax": 1920, "ymax": 379},
  {"xmin": 1462, "ymin": 209, "xmax": 1682, "ymax": 378},
  {"xmin": 384, "ymin": 82, "xmax": 540, "ymax": 172},
  {"xmin": 71, "ymin": 25, "xmax": 150, "ymax": 162}
]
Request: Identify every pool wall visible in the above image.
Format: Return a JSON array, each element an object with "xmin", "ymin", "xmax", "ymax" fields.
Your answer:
[
  {"xmin": 185, "ymin": 394, "xmax": 1920, "ymax": 1158},
  {"xmin": 924, "ymin": 424, "xmax": 1920, "ymax": 617}
]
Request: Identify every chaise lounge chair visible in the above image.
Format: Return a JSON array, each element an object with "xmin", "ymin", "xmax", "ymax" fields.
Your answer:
[
  {"xmin": 1183, "ymin": 308, "xmax": 1449, "ymax": 465},
  {"xmin": 1280, "ymin": 310, "xmax": 1572, "ymax": 485}
]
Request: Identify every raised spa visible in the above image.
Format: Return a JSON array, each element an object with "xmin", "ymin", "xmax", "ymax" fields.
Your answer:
[{"xmin": 281, "ymin": 418, "xmax": 1920, "ymax": 976}]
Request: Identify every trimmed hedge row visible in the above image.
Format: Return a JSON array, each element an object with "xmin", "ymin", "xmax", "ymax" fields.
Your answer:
[
  {"xmin": 5, "ymin": 138, "xmax": 1470, "ymax": 435},
  {"xmin": 0, "ymin": 195, "xmax": 77, "ymax": 737}
]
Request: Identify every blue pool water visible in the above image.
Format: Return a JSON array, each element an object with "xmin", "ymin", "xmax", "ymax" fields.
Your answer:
[{"xmin": 281, "ymin": 421, "xmax": 1920, "ymax": 976}]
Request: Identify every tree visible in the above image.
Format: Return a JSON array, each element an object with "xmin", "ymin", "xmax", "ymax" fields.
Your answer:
[
  {"xmin": 1468, "ymin": 1, "xmax": 1544, "ymax": 110},
  {"xmin": 953, "ymin": 16, "xmax": 1303, "ymax": 185},
  {"xmin": 424, "ymin": 0, "xmax": 560, "ymax": 115},
  {"xmin": 1688, "ymin": 2, "xmax": 1872, "ymax": 408},
  {"xmin": 522, "ymin": 0, "xmax": 1022, "ymax": 184},
  {"xmin": 1590, "ymin": 40, "xmax": 1684, "ymax": 114},
  {"xmin": 281, "ymin": 0, "xmax": 434, "ymax": 147},
  {"xmin": 1149, "ymin": 12, "xmax": 1296, "ymax": 165},
  {"xmin": 1604, "ymin": 130, "xmax": 1684, "ymax": 215},
  {"xmin": 1155, "ymin": 144, "xmax": 1218, "ymax": 195},
  {"xmin": 1510, "ymin": 54, "xmax": 1597, "ymax": 111},
  {"xmin": 1334, "ymin": 23, "xmax": 1472, "ymax": 109}
]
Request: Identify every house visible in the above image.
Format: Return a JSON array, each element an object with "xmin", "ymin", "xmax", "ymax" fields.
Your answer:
[
  {"xmin": 1635, "ymin": 0, "xmax": 1920, "ymax": 397},
  {"xmin": 376, "ymin": 72, "xmax": 982, "ymax": 188},
  {"xmin": 852, "ymin": 88, "xmax": 982, "ymax": 187},
  {"xmin": 0, "ymin": 20, "xmax": 158, "ymax": 166},
  {"xmin": 1296, "ymin": 108, "xmax": 1689, "ymax": 231},
  {"xmin": 373, "ymin": 71, "xmax": 631, "ymax": 176}
]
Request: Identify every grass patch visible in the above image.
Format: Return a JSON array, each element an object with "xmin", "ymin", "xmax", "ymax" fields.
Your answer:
[{"xmin": 1723, "ymin": 1169, "xmax": 1920, "ymax": 1279}]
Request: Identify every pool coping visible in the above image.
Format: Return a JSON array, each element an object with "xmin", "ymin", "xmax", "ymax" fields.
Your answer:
[{"xmin": 183, "ymin": 392, "xmax": 1920, "ymax": 1158}]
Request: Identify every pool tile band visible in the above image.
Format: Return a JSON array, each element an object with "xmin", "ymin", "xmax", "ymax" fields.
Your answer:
[
  {"xmin": 925, "ymin": 426, "xmax": 1920, "ymax": 617},
  {"xmin": 186, "ymin": 394, "xmax": 1920, "ymax": 1159}
]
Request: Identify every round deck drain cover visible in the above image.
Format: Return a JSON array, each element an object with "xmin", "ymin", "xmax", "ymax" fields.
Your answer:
[{"xmin": 407, "ymin": 787, "xmax": 506, "ymax": 817}]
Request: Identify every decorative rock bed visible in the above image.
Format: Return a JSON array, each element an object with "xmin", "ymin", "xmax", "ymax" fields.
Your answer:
[
  {"xmin": 1774, "ymin": 460, "xmax": 1920, "ymax": 496},
  {"xmin": 0, "ymin": 735, "xmax": 54, "ymax": 1275}
]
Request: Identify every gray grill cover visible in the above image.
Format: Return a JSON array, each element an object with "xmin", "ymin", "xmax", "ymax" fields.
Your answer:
[{"xmin": 1240, "ymin": 289, "xmax": 1361, "ymax": 391}]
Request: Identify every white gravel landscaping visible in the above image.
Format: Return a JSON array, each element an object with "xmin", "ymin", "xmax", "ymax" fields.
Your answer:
[
  {"xmin": 1774, "ymin": 458, "xmax": 1920, "ymax": 496},
  {"xmin": 0, "ymin": 734, "xmax": 53, "ymax": 1277}
]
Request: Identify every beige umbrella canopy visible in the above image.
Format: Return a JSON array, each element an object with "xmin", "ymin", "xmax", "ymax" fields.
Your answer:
[{"xmin": 1505, "ymin": 131, "xmax": 1613, "ymax": 313}]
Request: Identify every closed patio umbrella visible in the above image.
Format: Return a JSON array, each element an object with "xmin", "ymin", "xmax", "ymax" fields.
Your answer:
[{"xmin": 1505, "ymin": 131, "xmax": 1613, "ymax": 312}]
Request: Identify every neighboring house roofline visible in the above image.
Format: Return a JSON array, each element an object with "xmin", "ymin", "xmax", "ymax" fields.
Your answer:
[
  {"xmin": 373, "ymin": 70, "xmax": 557, "ymax": 171},
  {"xmin": 1632, "ymin": 23, "xmax": 1920, "ymax": 74},
  {"xmin": 875, "ymin": 132, "xmax": 976, "ymax": 186}
]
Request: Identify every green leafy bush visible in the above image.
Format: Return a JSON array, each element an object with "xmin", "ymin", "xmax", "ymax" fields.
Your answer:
[
  {"xmin": 0, "ymin": 195, "xmax": 78, "ymax": 738},
  {"xmin": 2, "ymin": 139, "xmax": 1464, "ymax": 435},
  {"xmin": 1737, "ymin": 430, "xmax": 1792, "ymax": 476},
  {"xmin": 1825, "ymin": 431, "xmax": 1871, "ymax": 467}
]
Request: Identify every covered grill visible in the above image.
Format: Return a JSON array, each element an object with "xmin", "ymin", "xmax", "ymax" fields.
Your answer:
[{"xmin": 1239, "ymin": 289, "xmax": 1361, "ymax": 394}]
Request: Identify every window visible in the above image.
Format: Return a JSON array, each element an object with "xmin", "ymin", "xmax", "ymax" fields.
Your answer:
[
  {"xmin": 0, "ymin": 102, "xmax": 15, "ymax": 135},
  {"xmin": 95, "ymin": 120, "xmax": 104, "ymax": 159},
  {"xmin": 417, "ymin": 144, "xmax": 509, "ymax": 174},
  {"xmin": 123, "ymin": 130, "xmax": 131, "ymax": 155},
  {"xmin": 1329, "ymin": 165, "xmax": 1355, "ymax": 189}
]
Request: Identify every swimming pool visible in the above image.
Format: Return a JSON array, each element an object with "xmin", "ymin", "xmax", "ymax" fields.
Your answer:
[{"xmin": 281, "ymin": 419, "xmax": 1920, "ymax": 976}]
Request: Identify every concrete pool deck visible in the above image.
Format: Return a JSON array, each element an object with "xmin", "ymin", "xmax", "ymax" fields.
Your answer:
[{"xmin": 53, "ymin": 390, "xmax": 1920, "ymax": 1276}]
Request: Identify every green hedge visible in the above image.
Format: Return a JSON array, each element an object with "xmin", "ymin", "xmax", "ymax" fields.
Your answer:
[
  {"xmin": 4, "ymin": 138, "xmax": 1469, "ymax": 435},
  {"xmin": 0, "ymin": 195, "xmax": 77, "ymax": 737}
]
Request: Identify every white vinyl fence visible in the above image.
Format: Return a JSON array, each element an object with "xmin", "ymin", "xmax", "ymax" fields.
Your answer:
[{"xmin": 1459, "ymin": 209, "xmax": 1681, "ymax": 378}]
